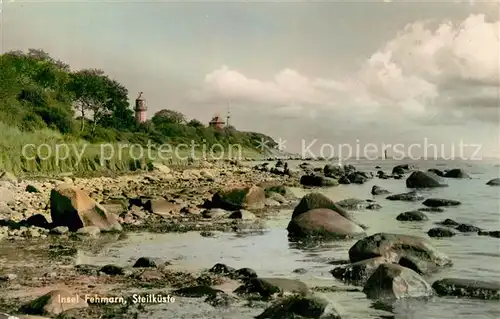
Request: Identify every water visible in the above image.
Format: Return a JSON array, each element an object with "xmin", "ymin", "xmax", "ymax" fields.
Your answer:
[{"xmin": 84, "ymin": 159, "xmax": 500, "ymax": 319}]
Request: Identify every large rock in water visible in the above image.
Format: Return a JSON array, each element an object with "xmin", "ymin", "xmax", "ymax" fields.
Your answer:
[
  {"xmin": 330, "ymin": 256, "xmax": 391, "ymax": 285},
  {"xmin": 363, "ymin": 264, "xmax": 433, "ymax": 300},
  {"xmin": 234, "ymin": 277, "xmax": 309, "ymax": 298},
  {"xmin": 287, "ymin": 208, "xmax": 365, "ymax": 239},
  {"xmin": 300, "ymin": 175, "xmax": 339, "ymax": 187},
  {"xmin": 386, "ymin": 191, "xmax": 423, "ymax": 202},
  {"xmin": 348, "ymin": 233, "xmax": 452, "ymax": 274},
  {"xmin": 406, "ymin": 171, "xmax": 447, "ymax": 188},
  {"xmin": 211, "ymin": 185, "xmax": 265, "ymax": 210},
  {"xmin": 432, "ymin": 278, "xmax": 500, "ymax": 300},
  {"xmin": 256, "ymin": 294, "xmax": 342, "ymax": 319},
  {"xmin": 486, "ymin": 178, "xmax": 500, "ymax": 186},
  {"xmin": 50, "ymin": 184, "xmax": 122, "ymax": 232},
  {"xmin": 444, "ymin": 169, "xmax": 471, "ymax": 179},
  {"xmin": 292, "ymin": 193, "xmax": 351, "ymax": 220},
  {"xmin": 422, "ymin": 198, "xmax": 461, "ymax": 207}
]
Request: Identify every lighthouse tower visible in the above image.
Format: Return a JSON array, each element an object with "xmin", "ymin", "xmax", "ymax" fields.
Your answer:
[{"xmin": 135, "ymin": 92, "xmax": 147, "ymax": 124}]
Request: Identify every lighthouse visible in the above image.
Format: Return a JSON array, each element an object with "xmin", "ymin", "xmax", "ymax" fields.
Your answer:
[{"xmin": 135, "ymin": 92, "xmax": 147, "ymax": 124}]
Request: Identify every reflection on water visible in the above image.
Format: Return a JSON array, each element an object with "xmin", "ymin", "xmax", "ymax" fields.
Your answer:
[{"xmin": 84, "ymin": 159, "xmax": 500, "ymax": 319}]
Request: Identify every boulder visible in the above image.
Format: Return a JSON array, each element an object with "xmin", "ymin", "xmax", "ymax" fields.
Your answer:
[
  {"xmin": 428, "ymin": 227, "xmax": 456, "ymax": 238},
  {"xmin": 256, "ymin": 294, "xmax": 342, "ymax": 319},
  {"xmin": 174, "ymin": 286, "xmax": 224, "ymax": 297},
  {"xmin": 264, "ymin": 185, "xmax": 295, "ymax": 200},
  {"xmin": 292, "ymin": 193, "xmax": 352, "ymax": 221},
  {"xmin": 392, "ymin": 164, "xmax": 412, "ymax": 175},
  {"xmin": 24, "ymin": 214, "xmax": 50, "ymax": 228},
  {"xmin": 422, "ymin": 198, "xmax": 461, "ymax": 207},
  {"xmin": 330, "ymin": 256, "xmax": 391, "ymax": 285},
  {"xmin": 366, "ymin": 203, "xmax": 382, "ymax": 210},
  {"xmin": 386, "ymin": 191, "xmax": 424, "ymax": 202},
  {"xmin": 99, "ymin": 264, "xmax": 124, "ymax": 276},
  {"xmin": 202, "ymin": 208, "xmax": 230, "ymax": 219},
  {"xmin": 371, "ymin": 185, "xmax": 390, "ymax": 195},
  {"xmin": 76, "ymin": 226, "xmax": 100, "ymax": 237},
  {"xmin": 396, "ymin": 211, "xmax": 428, "ymax": 221},
  {"xmin": 338, "ymin": 176, "xmax": 351, "ymax": 184},
  {"xmin": 418, "ymin": 207, "xmax": 445, "ymax": 213},
  {"xmin": 19, "ymin": 290, "xmax": 88, "ymax": 315},
  {"xmin": 363, "ymin": 264, "xmax": 433, "ymax": 300},
  {"xmin": 234, "ymin": 277, "xmax": 309, "ymax": 298},
  {"xmin": 209, "ymin": 263, "xmax": 236, "ymax": 276},
  {"xmin": 456, "ymin": 224, "xmax": 481, "ymax": 233},
  {"xmin": 211, "ymin": 185, "xmax": 266, "ymax": 210},
  {"xmin": 324, "ymin": 164, "xmax": 343, "ymax": 177},
  {"xmin": 300, "ymin": 175, "xmax": 339, "ymax": 187},
  {"xmin": 146, "ymin": 199, "xmax": 181, "ymax": 217},
  {"xmin": 347, "ymin": 172, "xmax": 367, "ymax": 184},
  {"xmin": 348, "ymin": 233, "xmax": 452, "ymax": 274},
  {"xmin": 50, "ymin": 184, "xmax": 122, "ymax": 232},
  {"xmin": 133, "ymin": 257, "xmax": 169, "ymax": 268},
  {"xmin": 336, "ymin": 198, "xmax": 369, "ymax": 210},
  {"xmin": 444, "ymin": 169, "xmax": 471, "ymax": 179},
  {"xmin": 478, "ymin": 230, "xmax": 500, "ymax": 238},
  {"xmin": 287, "ymin": 208, "xmax": 365, "ymax": 239},
  {"xmin": 436, "ymin": 219, "xmax": 460, "ymax": 227},
  {"xmin": 406, "ymin": 171, "xmax": 447, "ymax": 188},
  {"xmin": 0, "ymin": 185, "xmax": 15, "ymax": 205},
  {"xmin": 228, "ymin": 209, "xmax": 256, "ymax": 220},
  {"xmin": 427, "ymin": 168, "xmax": 445, "ymax": 177},
  {"xmin": 486, "ymin": 178, "xmax": 500, "ymax": 186},
  {"xmin": 432, "ymin": 278, "xmax": 500, "ymax": 300}
]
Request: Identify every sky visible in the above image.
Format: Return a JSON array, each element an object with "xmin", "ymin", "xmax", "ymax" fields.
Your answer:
[{"xmin": 1, "ymin": 0, "xmax": 499, "ymax": 158}]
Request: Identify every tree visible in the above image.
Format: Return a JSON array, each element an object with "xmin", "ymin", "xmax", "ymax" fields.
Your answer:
[
  {"xmin": 187, "ymin": 119, "xmax": 204, "ymax": 128},
  {"xmin": 152, "ymin": 109, "xmax": 186, "ymax": 125},
  {"xmin": 68, "ymin": 69, "xmax": 124, "ymax": 132}
]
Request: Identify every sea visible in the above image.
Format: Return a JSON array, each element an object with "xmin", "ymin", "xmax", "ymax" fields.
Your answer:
[{"xmin": 81, "ymin": 158, "xmax": 500, "ymax": 319}]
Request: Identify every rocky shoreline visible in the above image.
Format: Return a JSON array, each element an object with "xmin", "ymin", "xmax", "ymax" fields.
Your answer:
[{"xmin": 0, "ymin": 160, "xmax": 499, "ymax": 319}]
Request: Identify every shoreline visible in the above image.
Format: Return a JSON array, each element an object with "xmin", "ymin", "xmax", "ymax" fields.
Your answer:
[{"xmin": 1, "ymin": 159, "xmax": 499, "ymax": 318}]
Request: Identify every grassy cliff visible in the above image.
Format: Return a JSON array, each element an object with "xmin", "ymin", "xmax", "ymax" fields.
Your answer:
[{"xmin": 0, "ymin": 49, "xmax": 277, "ymax": 175}]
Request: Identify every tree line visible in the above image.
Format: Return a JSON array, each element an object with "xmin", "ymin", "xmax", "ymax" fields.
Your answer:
[{"xmin": 0, "ymin": 49, "xmax": 277, "ymax": 150}]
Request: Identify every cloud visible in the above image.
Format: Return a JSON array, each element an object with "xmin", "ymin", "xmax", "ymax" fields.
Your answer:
[{"xmin": 192, "ymin": 13, "xmax": 499, "ymax": 127}]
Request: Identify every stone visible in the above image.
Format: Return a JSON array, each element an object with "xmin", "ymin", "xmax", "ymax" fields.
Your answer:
[
  {"xmin": 99, "ymin": 264, "xmax": 124, "ymax": 276},
  {"xmin": 371, "ymin": 185, "xmax": 390, "ymax": 195},
  {"xmin": 349, "ymin": 233, "xmax": 452, "ymax": 274},
  {"xmin": 396, "ymin": 211, "xmax": 428, "ymax": 221},
  {"xmin": 211, "ymin": 185, "xmax": 266, "ymax": 210},
  {"xmin": 49, "ymin": 226, "xmax": 69, "ymax": 235},
  {"xmin": 432, "ymin": 278, "xmax": 500, "ymax": 300},
  {"xmin": 363, "ymin": 264, "xmax": 433, "ymax": 300},
  {"xmin": 209, "ymin": 263, "xmax": 236, "ymax": 276},
  {"xmin": 287, "ymin": 209, "xmax": 365, "ymax": 239},
  {"xmin": 418, "ymin": 207, "xmax": 445, "ymax": 213},
  {"xmin": 300, "ymin": 175, "xmax": 339, "ymax": 187},
  {"xmin": 19, "ymin": 290, "xmax": 88, "ymax": 315},
  {"xmin": 256, "ymin": 294, "xmax": 342, "ymax": 319},
  {"xmin": 24, "ymin": 214, "xmax": 50, "ymax": 228},
  {"xmin": 173, "ymin": 286, "xmax": 224, "ymax": 297},
  {"xmin": 422, "ymin": 198, "xmax": 461, "ymax": 207},
  {"xmin": 202, "ymin": 208, "xmax": 230, "ymax": 219},
  {"xmin": 234, "ymin": 277, "xmax": 309, "ymax": 298},
  {"xmin": 427, "ymin": 227, "xmax": 456, "ymax": 238},
  {"xmin": 392, "ymin": 164, "xmax": 412, "ymax": 175},
  {"xmin": 456, "ymin": 224, "xmax": 481, "ymax": 233},
  {"xmin": 292, "ymin": 193, "xmax": 352, "ymax": 221},
  {"xmin": 76, "ymin": 226, "xmax": 101, "ymax": 237},
  {"xmin": 406, "ymin": 171, "xmax": 447, "ymax": 188},
  {"xmin": 330, "ymin": 256, "xmax": 391, "ymax": 285},
  {"xmin": 366, "ymin": 203, "xmax": 382, "ymax": 210},
  {"xmin": 436, "ymin": 219, "xmax": 460, "ymax": 227},
  {"xmin": 50, "ymin": 184, "xmax": 122, "ymax": 232},
  {"xmin": 427, "ymin": 168, "xmax": 445, "ymax": 177},
  {"xmin": 228, "ymin": 210, "xmax": 256, "ymax": 220},
  {"xmin": 0, "ymin": 186, "xmax": 15, "ymax": 205},
  {"xmin": 133, "ymin": 257, "xmax": 169, "ymax": 268},
  {"xmin": 386, "ymin": 191, "xmax": 424, "ymax": 202},
  {"xmin": 444, "ymin": 169, "xmax": 471, "ymax": 179},
  {"xmin": 146, "ymin": 199, "xmax": 180, "ymax": 217},
  {"xmin": 486, "ymin": 178, "xmax": 500, "ymax": 186}
]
